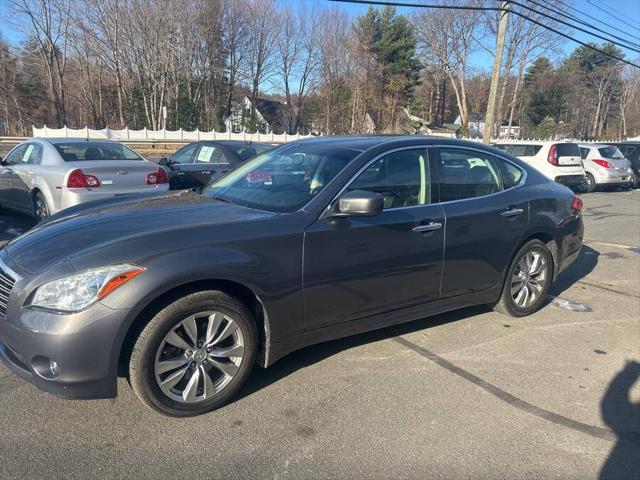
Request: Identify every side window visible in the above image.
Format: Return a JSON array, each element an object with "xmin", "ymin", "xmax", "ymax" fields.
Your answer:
[
  {"xmin": 4, "ymin": 145, "xmax": 27, "ymax": 165},
  {"xmin": 195, "ymin": 144, "xmax": 226, "ymax": 164},
  {"xmin": 171, "ymin": 144, "xmax": 198, "ymax": 164},
  {"xmin": 22, "ymin": 143, "xmax": 43, "ymax": 164},
  {"xmin": 348, "ymin": 149, "xmax": 431, "ymax": 210},
  {"xmin": 497, "ymin": 157, "xmax": 524, "ymax": 190},
  {"xmin": 579, "ymin": 147, "xmax": 589, "ymax": 160},
  {"xmin": 438, "ymin": 148, "xmax": 502, "ymax": 202}
]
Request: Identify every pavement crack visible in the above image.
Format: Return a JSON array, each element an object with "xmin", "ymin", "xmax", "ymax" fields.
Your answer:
[{"xmin": 576, "ymin": 280, "xmax": 640, "ymax": 299}]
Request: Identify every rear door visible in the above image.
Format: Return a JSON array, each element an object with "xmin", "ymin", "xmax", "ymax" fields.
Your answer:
[
  {"xmin": 303, "ymin": 147, "xmax": 445, "ymax": 331},
  {"xmin": 189, "ymin": 143, "xmax": 231, "ymax": 186},
  {"xmin": 434, "ymin": 146, "xmax": 529, "ymax": 297}
]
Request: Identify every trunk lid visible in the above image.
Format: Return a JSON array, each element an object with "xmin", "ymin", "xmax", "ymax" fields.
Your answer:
[{"xmin": 66, "ymin": 160, "xmax": 159, "ymax": 191}]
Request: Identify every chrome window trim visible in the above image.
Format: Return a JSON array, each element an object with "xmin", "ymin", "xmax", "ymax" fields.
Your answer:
[
  {"xmin": 322, "ymin": 144, "xmax": 528, "ymax": 217},
  {"xmin": 431, "ymin": 144, "xmax": 528, "ymax": 206}
]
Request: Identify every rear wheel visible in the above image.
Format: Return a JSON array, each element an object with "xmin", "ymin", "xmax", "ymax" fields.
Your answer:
[
  {"xmin": 494, "ymin": 240, "xmax": 553, "ymax": 317},
  {"xmin": 129, "ymin": 290, "xmax": 257, "ymax": 417},
  {"xmin": 580, "ymin": 173, "xmax": 596, "ymax": 193},
  {"xmin": 33, "ymin": 191, "xmax": 50, "ymax": 222}
]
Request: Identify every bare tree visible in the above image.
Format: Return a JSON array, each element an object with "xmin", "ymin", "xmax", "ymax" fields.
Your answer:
[
  {"xmin": 11, "ymin": 0, "xmax": 71, "ymax": 126},
  {"xmin": 245, "ymin": 0, "xmax": 278, "ymax": 131},
  {"xmin": 414, "ymin": 0, "xmax": 483, "ymax": 133},
  {"xmin": 275, "ymin": 5, "xmax": 321, "ymax": 133},
  {"xmin": 619, "ymin": 66, "xmax": 640, "ymax": 137}
]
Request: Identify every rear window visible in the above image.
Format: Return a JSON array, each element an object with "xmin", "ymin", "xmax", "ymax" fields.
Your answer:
[
  {"xmin": 555, "ymin": 143, "xmax": 580, "ymax": 157},
  {"xmin": 507, "ymin": 144, "xmax": 542, "ymax": 157},
  {"xmin": 598, "ymin": 146, "xmax": 625, "ymax": 160},
  {"xmin": 54, "ymin": 142, "xmax": 143, "ymax": 161},
  {"xmin": 228, "ymin": 143, "xmax": 275, "ymax": 162}
]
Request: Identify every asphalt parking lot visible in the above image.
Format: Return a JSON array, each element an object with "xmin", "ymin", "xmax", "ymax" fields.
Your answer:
[{"xmin": 0, "ymin": 190, "xmax": 638, "ymax": 480}]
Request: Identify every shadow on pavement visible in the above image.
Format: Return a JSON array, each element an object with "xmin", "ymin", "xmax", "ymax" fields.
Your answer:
[
  {"xmin": 599, "ymin": 361, "xmax": 640, "ymax": 480},
  {"xmin": 549, "ymin": 244, "xmax": 600, "ymax": 298},
  {"xmin": 0, "ymin": 211, "xmax": 36, "ymax": 244},
  {"xmin": 239, "ymin": 305, "xmax": 489, "ymax": 400}
]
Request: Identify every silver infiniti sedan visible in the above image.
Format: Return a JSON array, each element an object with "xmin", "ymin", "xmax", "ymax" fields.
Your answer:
[{"xmin": 0, "ymin": 138, "xmax": 169, "ymax": 221}]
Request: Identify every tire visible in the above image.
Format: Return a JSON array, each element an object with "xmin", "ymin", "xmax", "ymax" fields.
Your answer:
[
  {"xmin": 33, "ymin": 191, "xmax": 50, "ymax": 222},
  {"xmin": 494, "ymin": 240, "xmax": 554, "ymax": 318},
  {"xmin": 129, "ymin": 290, "xmax": 258, "ymax": 417},
  {"xmin": 581, "ymin": 173, "xmax": 596, "ymax": 193}
]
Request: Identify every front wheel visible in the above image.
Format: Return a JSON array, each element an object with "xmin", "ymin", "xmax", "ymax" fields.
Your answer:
[
  {"xmin": 494, "ymin": 240, "xmax": 554, "ymax": 317},
  {"xmin": 129, "ymin": 290, "xmax": 258, "ymax": 417}
]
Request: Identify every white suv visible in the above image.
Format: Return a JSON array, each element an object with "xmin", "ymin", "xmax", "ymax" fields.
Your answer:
[
  {"xmin": 493, "ymin": 141, "xmax": 585, "ymax": 188},
  {"xmin": 577, "ymin": 144, "xmax": 635, "ymax": 192}
]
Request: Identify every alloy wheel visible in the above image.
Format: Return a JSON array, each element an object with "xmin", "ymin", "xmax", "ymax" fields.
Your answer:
[
  {"xmin": 510, "ymin": 251, "xmax": 547, "ymax": 309},
  {"xmin": 154, "ymin": 311, "xmax": 245, "ymax": 403},
  {"xmin": 34, "ymin": 194, "xmax": 49, "ymax": 221}
]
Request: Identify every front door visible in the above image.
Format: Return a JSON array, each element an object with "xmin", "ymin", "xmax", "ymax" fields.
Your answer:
[
  {"xmin": 303, "ymin": 147, "xmax": 445, "ymax": 332},
  {"xmin": 434, "ymin": 147, "xmax": 529, "ymax": 297},
  {"xmin": 0, "ymin": 144, "xmax": 26, "ymax": 209}
]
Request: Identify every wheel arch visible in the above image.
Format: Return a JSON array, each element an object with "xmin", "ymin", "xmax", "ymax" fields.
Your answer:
[
  {"xmin": 116, "ymin": 278, "xmax": 271, "ymax": 377},
  {"xmin": 514, "ymin": 231, "xmax": 559, "ymax": 279}
]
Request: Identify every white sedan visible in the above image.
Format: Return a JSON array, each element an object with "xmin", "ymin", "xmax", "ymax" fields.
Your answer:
[{"xmin": 0, "ymin": 138, "xmax": 169, "ymax": 222}]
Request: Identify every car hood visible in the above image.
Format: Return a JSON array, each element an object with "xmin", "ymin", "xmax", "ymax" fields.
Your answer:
[{"xmin": 4, "ymin": 191, "xmax": 276, "ymax": 273}]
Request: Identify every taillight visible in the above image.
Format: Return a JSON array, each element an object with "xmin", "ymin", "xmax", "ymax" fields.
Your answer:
[
  {"xmin": 547, "ymin": 144, "xmax": 559, "ymax": 166},
  {"xmin": 571, "ymin": 196, "xmax": 583, "ymax": 213},
  {"xmin": 66, "ymin": 169, "xmax": 100, "ymax": 188},
  {"xmin": 146, "ymin": 168, "xmax": 169, "ymax": 185},
  {"xmin": 593, "ymin": 159, "xmax": 614, "ymax": 168}
]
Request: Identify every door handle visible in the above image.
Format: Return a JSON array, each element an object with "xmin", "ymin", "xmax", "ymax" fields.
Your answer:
[
  {"xmin": 413, "ymin": 222, "xmax": 443, "ymax": 233},
  {"xmin": 202, "ymin": 171, "xmax": 211, "ymax": 175},
  {"xmin": 501, "ymin": 207, "xmax": 524, "ymax": 217}
]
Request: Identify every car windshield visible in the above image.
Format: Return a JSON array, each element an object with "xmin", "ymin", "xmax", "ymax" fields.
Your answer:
[
  {"xmin": 226, "ymin": 143, "xmax": 275, "ymax": 162},
  {"xmin": 53, "ymin": 142, "xmax": 144, "ymax": 161},
  {"xmin": 598, "ymin": 146, "xmax": 625, "ymax": 160},
  {"xmin": 203, "ymin": 143, "xmax": 362, "ymax": 213}
]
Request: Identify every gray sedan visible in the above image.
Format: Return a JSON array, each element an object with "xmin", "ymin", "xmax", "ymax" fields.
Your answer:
[{"xmin": 0, "ymin": 138, "xmax": 170, "ymax": 221}]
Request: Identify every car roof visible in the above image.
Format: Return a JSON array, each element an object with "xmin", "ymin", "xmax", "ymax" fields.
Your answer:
[
  {"xmin": 578, "ymin": 143, "xmax": 612, "ymax": 148},
  {"xmin": 36, "ymin": 138, "xmax": 122, "ymax": 145},
  {"xmin": 214, "ymin": 140, "xmax": 273, "ymax": 147}
]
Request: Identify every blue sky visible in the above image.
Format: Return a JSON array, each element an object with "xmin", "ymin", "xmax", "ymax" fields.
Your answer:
[{"xmin": 1, "ymin": 0, "xmax": 639, "ymax": 69}]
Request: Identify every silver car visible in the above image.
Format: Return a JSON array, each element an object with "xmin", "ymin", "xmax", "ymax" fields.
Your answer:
[
  {"xmin": 0, "ymin": 138, "xmax": 169, "ymax": 221},
  {"xmin": 578, "ymin": 144, "xmax": 635, "ymax": 192}
]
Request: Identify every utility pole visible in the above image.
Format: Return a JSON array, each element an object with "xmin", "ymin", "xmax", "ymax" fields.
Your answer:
[{"xmin": 483, "ymin": 1, "xmax": 510, "ymax": 144}]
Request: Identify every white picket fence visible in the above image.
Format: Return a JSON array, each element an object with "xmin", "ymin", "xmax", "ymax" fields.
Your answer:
[{"xmin": 32, "ymin": 125, "xmax": 315, "ymax": 144}]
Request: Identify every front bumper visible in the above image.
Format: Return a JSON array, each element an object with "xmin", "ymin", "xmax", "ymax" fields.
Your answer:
[{"xmin": 0, "ymin": 259, "xmax": 126, "ymax": 399}]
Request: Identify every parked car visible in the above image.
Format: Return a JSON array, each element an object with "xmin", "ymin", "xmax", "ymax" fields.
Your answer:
[
  {"xmin": 0, "ymin": 136, "xmax": 583, "ymax": 416},
  {"xmin": 159, "ymin": 140, "xmax": 274, "ymax": 190},
  {"xmin": 0, "ymin": 138, "xmax": 169, "ymax": 222},
  {"xmin": 608, "ymin": 141, "xmax": 640, "ymax": 187},
  {"xmin": 577, "ymin": 144, "xmax": 635, "ymax": 193},
  {"xmin": 493, "ymin": 140, "xmax": 585, "ymax": 188}
]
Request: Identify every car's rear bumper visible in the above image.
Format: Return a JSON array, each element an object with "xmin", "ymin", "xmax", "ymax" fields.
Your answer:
[
  {"xmin": 554, "ymin": 174, "xmax": 585, "ymax": 186},
  {"xmin": 57, "ymin": 184, "xmax": 169, "ymax": 212}
]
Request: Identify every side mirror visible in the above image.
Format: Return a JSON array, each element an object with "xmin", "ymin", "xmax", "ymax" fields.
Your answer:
[
  {"xmin": 335, "ymin": 190, "xmax": 384, "ymax": 217},
  {"xmin": 158, "ymin": 157, "xmax": 170, "ymax": 166}
]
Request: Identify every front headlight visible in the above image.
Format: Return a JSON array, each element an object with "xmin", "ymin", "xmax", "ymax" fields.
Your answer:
[{"xmin": 28, "ymin": 264, "xmax": 144, "ymax": 313}]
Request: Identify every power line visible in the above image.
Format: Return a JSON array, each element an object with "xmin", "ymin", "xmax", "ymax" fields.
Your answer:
[
  {"xmin": 507, "ymin": 0, "xmax": 640, "ymax": 54},
  {"xmin": 329, "ymin": 0, "xmax": 640, "ymax": 68},
  {"xmin": 533, "ymin": 0, "xmax": 640, "ymax": 50},
  {"xmin": 543, "ymin": 0, "xmax": 640, "ymax": 43},
  {"xmin": 587, "ymin": 0, "xmax": 640, "ymax": 33}
]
